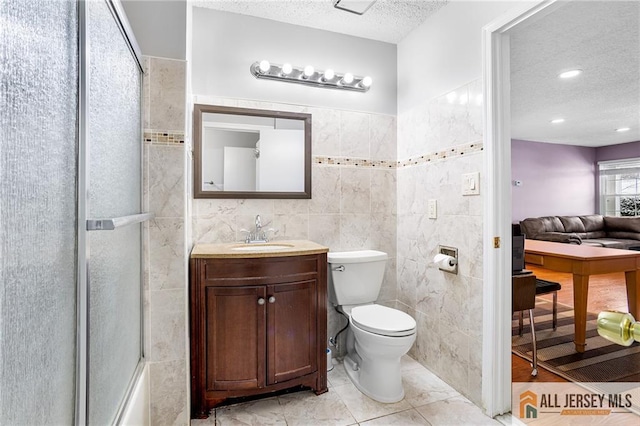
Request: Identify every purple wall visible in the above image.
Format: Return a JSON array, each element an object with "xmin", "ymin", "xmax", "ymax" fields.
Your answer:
[
  {"xmin": 595, "ymin": 141, "xmax": 640, "ymax": 162},
  {"xmin": 511, "ymin": 140, "xmax": 597, "ymax": 222}
]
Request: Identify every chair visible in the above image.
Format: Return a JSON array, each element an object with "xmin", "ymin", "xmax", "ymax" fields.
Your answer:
[
  {"xmin": 518, "ymin": 278, "xmax": 562, "ymax": 335},
  {"xmin": 512, "ymin": 274, "xmax": 538, "ymax": 376}
]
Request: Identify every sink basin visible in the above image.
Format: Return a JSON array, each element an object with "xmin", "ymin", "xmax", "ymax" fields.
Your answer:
[{"xmin": 231, "ymin": 244, "xmax": 293, "ymax": 252}]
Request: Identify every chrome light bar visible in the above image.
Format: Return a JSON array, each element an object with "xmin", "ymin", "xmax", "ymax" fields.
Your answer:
[{"xmin": 250, "ymin": 61, "xmax": 372, "ymax": 93}]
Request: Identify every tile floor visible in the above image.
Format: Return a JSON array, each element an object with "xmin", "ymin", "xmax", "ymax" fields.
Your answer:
[{"xmin": 192, "ymin": 356, "xmax": 508, "ymax": 425}]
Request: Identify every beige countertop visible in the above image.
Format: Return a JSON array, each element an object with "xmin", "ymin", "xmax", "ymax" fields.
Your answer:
[{"xmin": 191, "ymin": 240, "xmax": 329, "ymax": 259}]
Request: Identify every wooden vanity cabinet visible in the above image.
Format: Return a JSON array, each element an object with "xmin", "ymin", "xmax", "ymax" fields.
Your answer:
[{"xmin": 190, "ymin": 253, "xmax": 328, "ymax": 418}]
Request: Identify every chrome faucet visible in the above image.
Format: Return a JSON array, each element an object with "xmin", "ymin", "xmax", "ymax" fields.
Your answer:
[
  {"xmin": 255, "ymin": 215, "xmax": 262, "ymax": 239},
  {"xmin": 241, "ymin": 214, "xmax": 273, "ymax": 243}
]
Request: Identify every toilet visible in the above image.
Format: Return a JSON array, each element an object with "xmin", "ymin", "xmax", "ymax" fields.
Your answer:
[{"xmin": 328, "ymin": 250, "xmax": 416, "ymax": 403}]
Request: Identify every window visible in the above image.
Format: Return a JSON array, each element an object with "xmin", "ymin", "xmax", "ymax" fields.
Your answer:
[{"xmin": 599, "ymin": 158, "xmax": 640, "ymax": 217}]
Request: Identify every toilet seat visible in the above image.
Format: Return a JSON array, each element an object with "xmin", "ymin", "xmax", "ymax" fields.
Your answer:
[{"xmin": 351, "ymin": 305, "xmax": 416, "ymax": 337}]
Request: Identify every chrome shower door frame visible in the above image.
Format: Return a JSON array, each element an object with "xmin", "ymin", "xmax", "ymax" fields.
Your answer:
[{"xmin": 76, "ymin": 1, "xmax": 147, "ymax": 425}]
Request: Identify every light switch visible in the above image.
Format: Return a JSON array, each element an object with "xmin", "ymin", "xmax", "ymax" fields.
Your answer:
[
  {"xmin": 428, "ymin": 199, "xmax": 437, "ymax": 219},
  {"xmin": 462, "ymin": 172, "xmax": 480, "ymax": 196}
]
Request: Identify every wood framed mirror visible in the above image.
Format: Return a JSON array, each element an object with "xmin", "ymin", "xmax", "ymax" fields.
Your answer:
[{"xmin": 193, "ymin": 104, "xmax": 312, "ymax": 199}]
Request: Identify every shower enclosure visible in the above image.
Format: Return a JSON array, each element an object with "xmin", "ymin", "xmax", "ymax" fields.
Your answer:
[{"xmin": 1, "ymin": 1, "xmax": 148, "ymax": 424}]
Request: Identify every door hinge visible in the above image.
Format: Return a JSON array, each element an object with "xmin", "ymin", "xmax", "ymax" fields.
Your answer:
[{"xmin": 493, "ymin": 237, "xmax": 501, "ymax": 248}]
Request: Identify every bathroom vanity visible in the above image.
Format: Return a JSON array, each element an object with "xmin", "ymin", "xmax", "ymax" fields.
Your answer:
[{"xmin": 189, "ymin": 240, "xmax": 329, "ymax": 418}]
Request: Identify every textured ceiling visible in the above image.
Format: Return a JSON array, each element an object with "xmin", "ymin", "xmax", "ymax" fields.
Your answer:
[
  {"xmin": 193, "ymin": 0, "xmax": 448, "ymax": 44},
  {"xmin": 510, "ymin": 1, "xmax": 640, "ymax": 147}
]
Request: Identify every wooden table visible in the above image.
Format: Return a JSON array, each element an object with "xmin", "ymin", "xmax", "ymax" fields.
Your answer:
[{"xmin": 524, "ymin": 239, "xmax": 640, "ymax": 352}]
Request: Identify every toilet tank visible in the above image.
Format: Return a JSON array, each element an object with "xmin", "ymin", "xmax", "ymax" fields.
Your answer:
[{"xmin": 327, "ymin": 250, "xmax": 388, "ymax": 306}]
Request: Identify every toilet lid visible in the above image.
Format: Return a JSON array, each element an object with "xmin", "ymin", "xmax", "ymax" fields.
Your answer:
[{"xmin": 351, "ymin": 305, "xmax": 416, "ymax": 337}]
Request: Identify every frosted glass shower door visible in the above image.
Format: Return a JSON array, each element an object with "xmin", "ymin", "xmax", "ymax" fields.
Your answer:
[
  {"xmin": 84, "ymin": 1, "xmax": 145, "ymax": 424},
  {"xmin": 0, "ymin": 1, "xmax": 79, "ymax": 424},
  {"xmin": 1, "ymin": 0, "xmax": 145, "ymax": 423}
]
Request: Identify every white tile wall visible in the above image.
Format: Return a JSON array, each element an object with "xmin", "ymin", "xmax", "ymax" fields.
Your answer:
[
  {"xmin": 396, "ymin": 79, "xmax": 484, "ymax": 406},
  {"xmin": 142, "ymin": 56, "xmax": 188, "ymax": 424}
]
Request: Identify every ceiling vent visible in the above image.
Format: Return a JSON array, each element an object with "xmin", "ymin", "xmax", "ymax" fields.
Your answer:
[{"xmin": 333, "ymin": 0, "xmax": 377, "ymax": 15}]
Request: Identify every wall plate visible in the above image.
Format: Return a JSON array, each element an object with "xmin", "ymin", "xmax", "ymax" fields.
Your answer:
[
  {"xmin": 428, "ymin": 199, "xmax": 437, "ymax": 219},
  {"xmin": 462, "ymin": 172, "xmax": 480, "ymax": 196}
]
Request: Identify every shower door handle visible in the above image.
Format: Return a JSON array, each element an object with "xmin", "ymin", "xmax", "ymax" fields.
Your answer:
[{"xmin": 86, "ymin": 212, "xmax": 155, "ymax": 231}]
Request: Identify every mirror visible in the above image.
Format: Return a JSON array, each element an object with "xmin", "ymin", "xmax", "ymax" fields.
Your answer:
[{"xmin": 193, "ymin": 104, "xmax": 312, "ymax": 199}]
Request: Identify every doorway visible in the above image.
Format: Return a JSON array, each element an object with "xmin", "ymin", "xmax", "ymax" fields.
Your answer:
[
  {"xmin": 483, "ymin": 0, "xmax": 640, "ymax": 416},
  {"xmin": 482, "ymin": 0, "xmax": 561, "ymax": 416}
]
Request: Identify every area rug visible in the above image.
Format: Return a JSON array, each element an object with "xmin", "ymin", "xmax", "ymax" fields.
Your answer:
[{"xmin": 512, "ymin": 299, "xmax": 640, "ymax": 382}]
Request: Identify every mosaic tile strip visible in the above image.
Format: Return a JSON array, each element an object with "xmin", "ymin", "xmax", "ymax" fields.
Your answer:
[
  {"xmin": 397, "ymin": 141, "xmax": 483, "ymax": 168},
  {"xmin": 313, "ymin": 156, "xmax": 396, "ymax": 168},
  {"xmin": 313, "ymin": 141, "xmax": 483, "ymax": 169},
  {"xmin": 144, "ymin": 129, "xmax": 185, "ymax": 144}
]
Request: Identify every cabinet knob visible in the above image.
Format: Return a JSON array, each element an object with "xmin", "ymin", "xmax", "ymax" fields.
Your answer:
[
  {"xmin": 268, "ymin": 296, "xmax": 276, "ymax": 304},
  {"xmin": 257, "ymin": 297, "xmax": 265, "ymax": 305}
]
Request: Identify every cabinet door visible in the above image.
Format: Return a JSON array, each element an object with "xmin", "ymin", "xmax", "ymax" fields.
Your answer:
[
  {"xmin": 206, "ymin": 286, "xmax": 266, "ymax": 390},
  {"xmin": 267, "ymin": 280, "xmax": 317, "ymax": 385}
]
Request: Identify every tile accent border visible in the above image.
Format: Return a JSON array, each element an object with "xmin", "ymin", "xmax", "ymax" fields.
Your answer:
[
  {"xmin": 313, "ymin": 141, "xmax": 483, "ymax": 169},
  {"xmin": 397, "ymin": 141, "xmax": 483, "ymax": 168},
  {"xmin": 144, "ymin": 129, "xmax": 184, "ymax": 144},
  {"xmin": 313, "ymin": 156, "xmax": 396, "ymax": 168}
]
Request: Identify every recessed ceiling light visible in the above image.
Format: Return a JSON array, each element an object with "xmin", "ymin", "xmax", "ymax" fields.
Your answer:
[
  {"xmin": 559, "ymin": 69, "xmax": 582, "ymax": 79},
  {"xmin": 551, "ymin": 118, "xmax": 565, "ymax": 124},
  {"xmin": 616, "ymin": 127, "xmax": 630, "ymax": 132}
]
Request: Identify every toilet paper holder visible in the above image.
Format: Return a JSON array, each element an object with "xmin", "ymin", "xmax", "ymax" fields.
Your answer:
[{"xmin": 436, "ymin": 245, "xmax": 458, "ymax": 274}]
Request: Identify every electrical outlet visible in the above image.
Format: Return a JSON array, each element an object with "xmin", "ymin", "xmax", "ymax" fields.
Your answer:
[
  {"xmin": 462, "ymin": 172, "xmax": 480, "ymax": 196},
  {"xmin": 428, "ymin": 199, "xmax": 437, "ymax": 219}
]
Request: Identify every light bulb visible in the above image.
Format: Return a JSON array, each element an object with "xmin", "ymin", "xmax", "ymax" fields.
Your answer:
[
  {"xmin": 342, "ymin": 73, "xmax": 354, "ymax": 84},
  {"xmin": 551, "ymin": 118, "xmax": 565, "ymax": 124},
  {"xmin": 616, "ymin": 127, "xmax": 630, "ymax": 132},
  {"xmin": 281, "ymin": 63, "xmax": 293, "ymax": 75},
  {"xmin": 258, "ymin": 60, "xmax": 270, "ymax": 73},
  {"xmin": 323, "ymin": 69, "xmax": 335, "ymax": 81},
  {"xmin": 303, "ymin": 65, "xmax": 314, "ymax": 78},
  {"xmin": 362, "ymin": 76, "xmax": 372, "ymax": 87}
]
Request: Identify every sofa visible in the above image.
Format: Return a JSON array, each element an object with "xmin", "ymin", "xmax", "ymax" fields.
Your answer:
[{"xmin": 519, "ymin": 214, "xmax": 640, "ymax": 250}]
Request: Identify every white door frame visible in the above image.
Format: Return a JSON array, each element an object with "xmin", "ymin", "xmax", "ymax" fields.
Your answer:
[{"xmin": 481, "ymin": 0, "xmax": 561, "ymax": 417}]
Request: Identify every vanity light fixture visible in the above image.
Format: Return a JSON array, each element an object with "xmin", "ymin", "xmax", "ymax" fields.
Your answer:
[
  {"xmin": 250, "ymin": 60, "xmax": 372, "ymax": 92},
  {"xmin": 550, "ymin": 118, "xmax": 565, "ymax": 124},
  {"xmin": 558, "ymin": 69, "xmax": 582, "ymax": 79}
]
